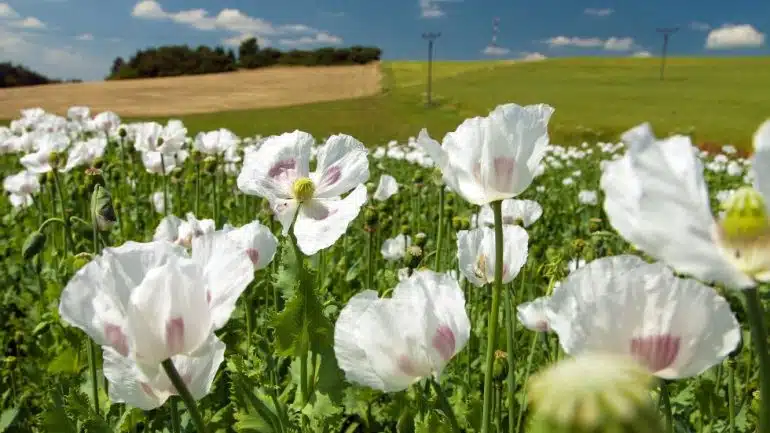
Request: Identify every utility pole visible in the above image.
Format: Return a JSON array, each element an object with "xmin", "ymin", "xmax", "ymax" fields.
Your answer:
[
  {"xmin": 656, "ymin": 27, "xmax": 679, "ymax": 81},
  {"xmin": 422, "ymin": 32, "xmax": 441, "ymax": 106}
]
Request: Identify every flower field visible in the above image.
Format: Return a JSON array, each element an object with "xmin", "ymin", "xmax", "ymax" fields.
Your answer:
[{"xmin": 1, "ymin": 102, "xmax": 770, "ymax": 433}]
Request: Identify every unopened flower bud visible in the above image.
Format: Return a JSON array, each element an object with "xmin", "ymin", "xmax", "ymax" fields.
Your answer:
[
  {"xmin": 203, "ymin": 156, "xmax": 217, "ymax": 173},
  {"xmin": 22, "ymin": 231, "xmax": 46, "ymax": 259},
  {"xmin": 118, "ymin": 127, "xmax": 128, "ymax": 138},
  {"xmin": 91, "ymin": 185, "xmax": 116, "ymax": 232},
  {"xmin": 364, "ymin": 207, "xmax": 379, "ymax": 227}
]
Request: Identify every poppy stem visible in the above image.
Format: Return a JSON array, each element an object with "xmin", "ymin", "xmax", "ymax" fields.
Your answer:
[
  {"xmin": 160, "ymin": 154, "xmax": 169, "ymax": 217},
  {"xmin": 430, "ymin": 378, "xmax": 462, "ymax": 433},
  {"xmin": 435, "ymin": 185, "xmax": 445, "ymax": 271},
  {"xmin": 515, "ymin": 331, "xmax": 540, "ymax": 433},
  {"xmin": 170, "ymin": 398, "xmax": 181, "ymax": 433},
  {"xmin": 659, "ymin": 380, "xmax": 673, "ymax": 433},
  {"xmin": 480, "ymin": 199, "xmax": 504, "ymax": 433},
  {"xmin": 161, "ymin": 359, "xmax": 207, "ymax": 433},
  {"xmin": 744, "ymin": 287, "xmax": 770, "ymax": 433},
  {"xmin": 504, "ymin": 283, "xmax": 516, "ymax": 433}
]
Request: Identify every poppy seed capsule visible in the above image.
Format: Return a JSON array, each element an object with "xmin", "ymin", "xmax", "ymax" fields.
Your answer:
[
  {"xmin": 492, "ymin": 350, "xmax": 508, "ymax": 381},
  {"xmin": 118, "ymin": 127, "xmax": 127, "ymax": 138},
  {"xmin": 22, "ymin": 231, "xmax": 46, "ymax": 259},
  {"xmin": 203, "ymin": 156, "xmax": 217, "ymax": 173},
  {"xmin": 292, "ymin": 177, "xmax": 315, "ymax": 202},
  {"xmin": 364, "ymin": 207, "xmax": 378, "ymax": 226},
  {"xmin": 405, "ymin": 245, "xmax": 423, "ymax": 269},
  {"xmin": 414, "ymin": 232, "xmax": 427, "ymax": 248},
  {"xmin": 452, "ymin": 216, "xmax": 463, "ymax": 230}
]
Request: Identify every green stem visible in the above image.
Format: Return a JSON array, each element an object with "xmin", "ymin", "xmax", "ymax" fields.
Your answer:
[
  {"xmin": 214, "ymin": 156, "xmax": 220, "ymax": 225},
  {"xmin": 87, "ymin": 340, "xmax": 101, "ymax": 416},
  {"xmin": 504, "ymin": 284, "xmax": 516, "ymax": 433},
  {"xmin": 430, "ymin": 378, "xmax": 462, "ymax": 433},
  {"xmin": 480, "ymin": 199, "xmax": 504, "ymax": 433},
  {"xmin": 435, "ymin": 185, "xmax": 445, "ymax": 271},
  {"xmin": 195, "ymin": 160, "xmax": 201, "ymax": 215},
  {"xmin": 51, "ymin": 170, "xmax": 73, "ymax": 255},
  {"xmin": 162, "ymin": 359, "xmax": 207, "ymax": 433},
  {"xmin": 744, "ymin": 287, "xmax": 770, "ymax": 433},
  {"xmin": 38, "ymin": 217, "xmax": 65, "ymax": 233},
  {"xmin": 367, "ymin": 230, "xmax": 374, "ymax": 291},
  {"xmin": 161, "ymin": 154, "xmax": 169, "ymax": 216},
  {"xmin": 288, "ymin": 223, "xmax": 310, "ymax": 431},
  {"xmin": 170, "ymin": 398, "xmax": 181, "ymax": 433},
  {"xmin": 728, "ymin": 360, "xmax": 736, "ymax": 433},
  {"xmin": 660, "ymin": 380, "xmax": 673, "ymax": 433},
  {"xmin": 515, "ymin": 332, "xmax": 540, "ymax": 433}
]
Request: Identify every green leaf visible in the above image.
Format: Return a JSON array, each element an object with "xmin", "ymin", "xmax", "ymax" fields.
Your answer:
[
  {"xmin": 301, "ymin": 392, "xmax": 342, "ymax": 420},
  {"xmin": 0, "ymin": 407, "xmax": 19, "ymax": 433},
  {"xmin": 234, "ymin": 411, "xmax": 275, "ymax": 433},
  {"xmin": 47, "ymin": 345, "xmax": 81, "ymax": 374}
]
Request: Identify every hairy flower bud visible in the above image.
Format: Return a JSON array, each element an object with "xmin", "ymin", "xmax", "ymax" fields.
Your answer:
[
  {"xmin": 22, "ymin": 231, "xmax": 46, "ymax": 259},
  {"xmin": 91, "ymin": 185, "xmax": 116, "ymax": 232}
]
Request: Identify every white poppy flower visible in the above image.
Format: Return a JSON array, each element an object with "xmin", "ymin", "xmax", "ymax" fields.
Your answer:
[
  {"xmin": 334, "ymin": 270, "xmax": 470, "ymax": 391},
  {"xmin": 103, "ymin": 334, "xmax": 224, "ymax": 410},
  {"xmin": 194, "ymin": 129, "xmax": 239, "ymax": 155},
  {"xmin": 3, "ymin": 170, "xmax": 39, "ymax": 197},
  {"xmin": 457, "ymin": 225, "xmax": 529, "ymax": 287},
  {"xmin": 567, "ymin": 258, "xmax": 586, "ymax": 273},
  {"xmin": 67, "ymin": 106, "xmax": 91, "ymax": 123},
  {"xmin": 380, "ymin": 234, "xmax": 411, "ymax": 261},
  {"xmin": 153, "ymin": 213, "xmax": 215, "ymax": 248},
  {"xmin": 418, "ymin": 103, "xmax": 554, "ymax": 205},
  {"xmin": 59, "ymin": 234, "xmax": 254, "ymax": 364},
  {"xmin": 222, "ymin": 221, "xmax": 279, "ymax": 270},
  {"xmin": 562, "ymin": 177, "xmax": 574, "ymax": 186},
  {"xmin": 478, "ymin": 199, "xmax": 543, "ymax": 227},
  {"xmin": 90, "ymin": 111, "xmax": 121, "ymax": 134},
  {"xmin": 600, "ymin": 122, "xmax": 768, "ymax": 289},
  {"xmin": 9, "ymin": 193, "xmax": 33, "ymax": 208},
  {"xmin": 63, "ymin": 136, "xmax": 107, "ymax": 172},
  {"xmin": 142, "ymin": 150, "xmax": 189, "ymax": 175},
  {"xmin": 133, "ymin": 121, "xmax": 187, "ymax": 155},
  {"xmin": 723, "ymin": 145, "xmax": 737, "ymax": 155},
  {"xmin": 151, "ymin": 191, "xmax": 169, "ymax": 214},
  {"xmin": 547, "ymin": 255, "xmax": 741, "ymax": 379},
  {"xmin": 237, "ymin": 131, "xmax": 369, "ymax": 256},
  {"xmin": 373, "ymin": 174, "xmax": 399, "ymax": 201},
  {"xmin": 20, "ymin": 132, "xmax": 70, "ymax": 173},
  {"xmin": 577, "ymin": 190, "xmax": 598, "ymax": 206},
  {"xmin": 516, "ymin": 297, "xmax": 552, "ymax": 332}
]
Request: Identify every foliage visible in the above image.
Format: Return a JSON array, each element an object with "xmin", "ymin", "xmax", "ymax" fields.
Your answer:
[{"xmin": 0, "ymin": 62, "xmax": 58, "ymax": 88}]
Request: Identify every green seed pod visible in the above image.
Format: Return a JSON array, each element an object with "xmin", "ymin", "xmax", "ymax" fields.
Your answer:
[
  {"xmin": 91, "ymin": 185, "xmax": 116, "ymax": 232},
  {"xmin": 492, "ymin": 350, "xmax": 508, "ymax": 382},
  {"xmin": 22, "ymin": 231, "xmax": 46, "ymax": 259},
  {"xmin": 405, "ymin": 245, "xmax": 423, "ymax": 270},
  {"xmin": 203, "ymin": 156, "xmax": 218, "ymax": 173},
  {"xmin": 413, "ymin": 232, "xmax": 427, "ymax": 248},
  {"xmin": 365, "ymin": 182, "xmax": 375, "ymax": 194},
  {"xmin": 588, "ymin": 217, "xmax": 603, "ymax": 233},
  {"xmin": 431, "ymin": 168, "xmax": 444, "ymax": 187},
  {"xmin": 400, "ymin": 225, "xmax": 411, "ymax": 236},
  {"xmin": 364, "ymin": 207, "xmax": 379, "ymax": 227},
  {"xmin": 460, "ymin": 216, "xmax": 471, "ymax": 230},
  {"xmin": 451, "ymin": 216, "xmax": 463, "ymax": 230},
  {"xmin": 572, "ymin": 238, "xmax": 587, "ymax": 253},
  {"xmin": 85, "ymin": 167, "xmax": 106, "ymax": 191},
  {"xmin": 48, "ymin": 151, "xmax": 60, "ymax": 168},
  {"xmin": 412, "ymin": 172, "xmax": 424, "ymax": 185},
  {"xmin": 118, "ymin": 127, "xmax": 128, "ymax": 138}
]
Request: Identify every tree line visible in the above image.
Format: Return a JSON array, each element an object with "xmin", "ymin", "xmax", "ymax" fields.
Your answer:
[
  {"xmin": 107, "ymin": 38, "xmax": 382, "ymax": 80},
  {"xmin": 0, "ymin": 62, "xmax": 82, "ymax": 88}
]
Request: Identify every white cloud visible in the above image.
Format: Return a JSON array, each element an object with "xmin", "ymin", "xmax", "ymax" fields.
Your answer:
[
  {"xmin": 482, "ymin": 45, "xmax": 510, "ymax": 56},
  {"xmin": 131, "ymin": 1, "xmax": 341, "ymax": 49},
  {"xmin": 584, "ymin": 8, "xmax": 613, "ymax": 17},
  {"xmin": 75, "ymin": 33, "xmax": 93, "ymax": 41},
  {"xmin": 11, "ymin": 17, "xmax": 46, "ymax": 29},
  {"xmin": 520, "ymin": 52, "xmax": 547, "ymax": 61},
  {"xmin": 0, "ymin": 2, "xmax": 18, "ymax": 18},
  {"xmin": 546, "ymin": 35, "xmax": 636, "ymax": 51},
  {"xmin": 690, "ymin": 21, "xmax": 711, "ymax": 31},
  {"xmin": 706, "ymin": 24, "xmax": 765, "ymax": 49},
  {"xmin": 420, "ymin": 0, "xmax": 460, "ymax": 18},
  {"xmin": 279, "ymin": 32, "xmax": 343, "ymax": 47},
  {"xmin": 631, "ymin": 50, "xmax": 652, "ymax": 58},
  {"xmin": 603, "ymin": 37, "xmax": 634, "ymax": 51}
]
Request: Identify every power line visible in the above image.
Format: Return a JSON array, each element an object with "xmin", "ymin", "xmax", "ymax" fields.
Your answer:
[
  {"xmin": 422, "ymin": 32, "xmax": 441, "ymax": 106},
  {"xmin": 656, "ymin": 27, "xmax": 679, "ymax": 81}
]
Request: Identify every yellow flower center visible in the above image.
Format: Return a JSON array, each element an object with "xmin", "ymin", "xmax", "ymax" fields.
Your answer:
[
  {"xmin": 292, "ymin": 177, "xmax": 315, "ymax": 202},
  {"xmin": 474, "ymin": 254, "xmax": 488, "ymax": 280},
  {"xmin": 716, "ymin": 187, "xmax": 770, "ymax": 280}
]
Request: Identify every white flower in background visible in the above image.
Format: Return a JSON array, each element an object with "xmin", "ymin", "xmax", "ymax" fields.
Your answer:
[
  {"xmin": 572, "ymin": 170, "xmax": 582, "ymax": 177},
  {"xmin": 334, "ymin": 270, "xmax": 470, "ymax": 391},
  {"xmin": 723, "ymin": 145, "xmax": 737, "ymax": 154},
  {"xmin": 373, "ymin": 174, "xmax": 399, "ymax": 201},
  {"xmin": 381, "ymin": 234, "xmax": 411, "ymax": 261},
  {"xmin": 59, "ymin": 235, "xmax": 255, "ymax": 365},
  {"xmin": 715, "ymin": 189, "xmax": 736, "ymax": 205},
  {"xmin": 418, "ymin": 103, "xmax": 554, "ymax": 205},
  {"xmin": 222, "ymin": 221, "xmax": 279, "ymax": 270},
  {"xmin": 103, "ymin": 334, "xmax": 224, "ymax": 410},
  {"xmin": 478, "ymin": 199, "xmax": 543, "ymax": 228},
  {"xmin": 547, "ymin": 255, "xmax": 741, "ymax": 379},
  {"xmin": 20, "ymin": 132, "xmax": 70, "ymax": 173},
  {"xmin": 535, "ymin": 185, "xmax": 545, "ymax": 193},
  {"xmin": 142, "ymin": 150, "xmax": 189, "ymax": 175},
  {"xmin": 237, "ymin": 131, "xmax": 369, "ymax": 256},
  {"xmin": 67, "ymin": 106, "xmax": 91, "ymax": 123},
  {"xmin": 194, "ymin": 129, "xmax": 239, "ymax": 155},
  {"xmin": 577, "ymin": 190, "xmax": 598, "ymax": 205},
  {"xmin": 90, "ymin": 111, "xmax": 122, "ymax": 134},
  {"xmin": 151, "ymin": 191, "xmax": 170, "ymax": 214},
  {"xmin": 600, "ymin": 122, "xmax": 770, "ymax": 289},
  {"xmin": 517, "ymin": 297, "xmax": 551, "ymax": 332},
  {"xmin": 457, "ymin": 225, "xmax": 529, "ymax": 287},
  {"xmin": 373, "ymin": 147, "xmax": 386, "ymax": 159},
  {"xmin": 154, "ymin": 212, "xmax": 216, "ymax": 248},
  {"xmin": 562, "ymin": 177, "xmax": 574, "ymax": 186},
  {"xmin": 133, "ymin": 120, "xmax": 187, "ymax": 154},
  {"xmin": 63, "ymin": 136, "xmax": 107, "ymax": 172},
  {"xmin": 714, "ymin": 154, "xmax": 728, "ymax": 163},
  {"xmin": 4, "ymin": 170, "xmax": 39, "ymax": 206},
  {"xmin": 726, "ymin": 160, "xmax": 743, "ymax": 177}
]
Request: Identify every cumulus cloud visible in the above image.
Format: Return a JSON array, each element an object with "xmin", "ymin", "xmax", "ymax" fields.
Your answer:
[
  {"xmin": 482, "ymin": 45, "xmax": 510, "ymax": 56},
  {"xmin": 584, "ymin": 8, "xmax": 613, "ymax": 17},
  {"xmin": 75, "ymin": 33, "xmax": 94, "ymax": 41},
  {"xmin": 279, "ymin": 32, "xmax": 343, "ymax": 47},
  {"xmin": 631, "ymin": 50, "xmax": 652, "ymax": 58},
  {"xmin": 520, "ymin": 52, "xmax": 547, "ymax": 61},
  {"xmin": 131, "ymin": 0, "xmax": 341, "ymax": 48},
  {"xmin": 10, "ymin": 16, "xmax": 46, "ymax": 29},
  {"xmin": 0, "ymin": 3, "xmax": 47, "ymax": 30},
  {"xmin": 546, "ymin": 35, "xmax": 636, "ymax": 51},
  {"xmin": 419, "ymin": 0, "xmax": 460, "ymax": 18},
  {"xmin": 706, "ymin": 24, "xmax": 765, "ymax": 49},
  {"xmin": 0, "ymin": 2, "xmax": 18, "ymax": 18}
]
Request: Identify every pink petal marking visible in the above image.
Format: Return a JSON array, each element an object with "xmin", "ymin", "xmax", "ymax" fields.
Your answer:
[
  {"xmin": 246, "ymin": 248, "xmax": 260, "ymax": 265},
  {"xmin": 104, "ymin": 323, "xmax": 129, "ymax": 357},
  {"xmin": 206, "ymin": 290, "xmax": 212, "ymax": 305},
  {"xmin": 630, "ymin": 334, "xmax": 681, "ymax": 372},
  {"xmin": 397, "ymin": 354, "xmax": 419, "ymax": 376},
  {"xmin": 534, "ymin": 320, "xmax": 550, "ymax": 332},
  {"xmin": 268, "ymin": 159, "xmax": 297, "ymax": 178},
  {"xmin": 165, "ymin": 317, "xmax": 185, "ymax": 355},
  {"xmin": 320, "ymin": 166, "xmax": 342, "ymax": 188},
  {"xmin": 432, "ymin": 325, "xmax": 456, "ymax": 361},
  {"xmin": 493, "ymin": 157, "xmax": 516, "ymax": 189},
  {"xmin": 140, "ymin": 382, "xmax": 156, "ymax": 397}
]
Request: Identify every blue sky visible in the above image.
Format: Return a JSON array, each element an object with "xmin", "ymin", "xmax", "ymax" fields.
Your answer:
[{"xmin": 0, "ymin": 0, "xmax": 768, "ymax": 81}]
